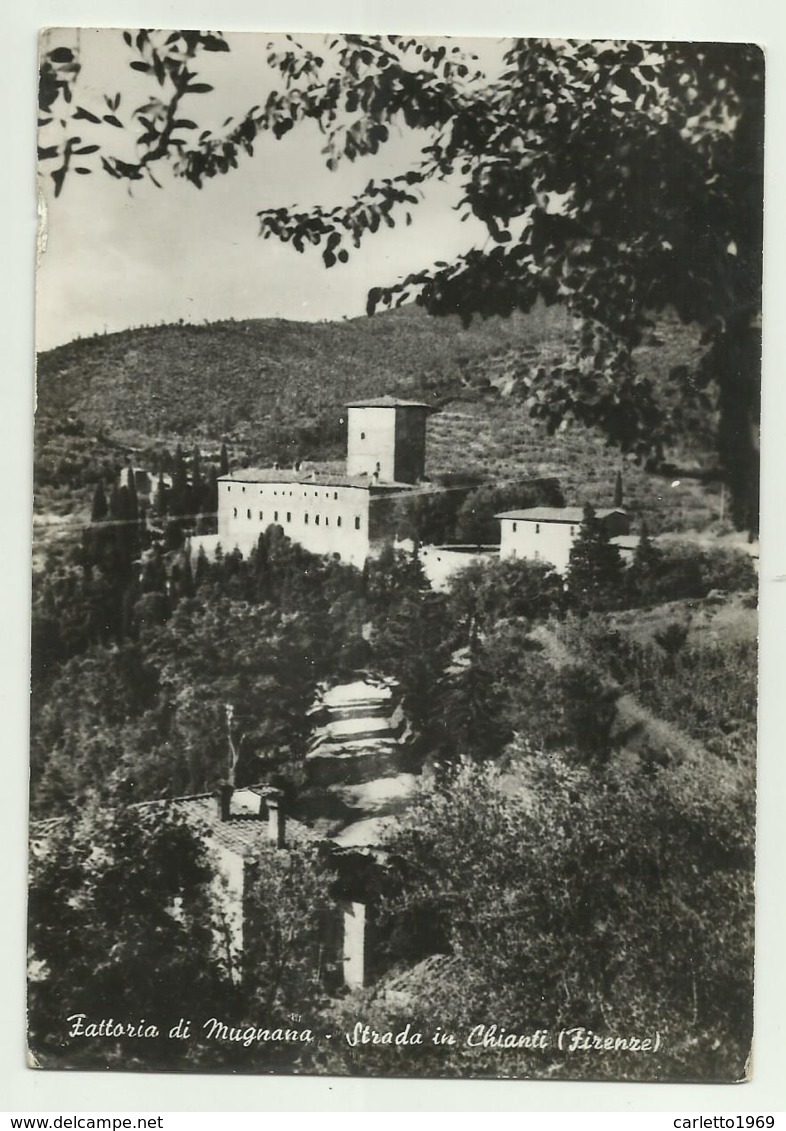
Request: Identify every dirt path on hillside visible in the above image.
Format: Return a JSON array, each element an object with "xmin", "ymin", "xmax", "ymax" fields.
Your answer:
[{"xmin": 529, "ymin": 623, "xmax": 710, "ymax": 767}]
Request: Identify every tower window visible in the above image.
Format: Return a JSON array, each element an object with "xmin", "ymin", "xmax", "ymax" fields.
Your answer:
[
  {"xmin": 360, "ymin": 431, "xmax": 366, "ymax": 440},
  {"xmin": 315, "ymin": 515, "xmax": 320, "ymax": 525},
  {"xmin": 334, "ymin": 492, "xmax": 338, "ymax": 500},
  {"xmin": 354, "ymin": 516, "xmax": 361, "ymax": 530}
]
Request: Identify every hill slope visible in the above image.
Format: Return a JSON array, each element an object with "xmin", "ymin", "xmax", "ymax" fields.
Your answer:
[
  {"xmin": 36, "ymin": 304, "xmax": 567, "ymax": 440},
  {"xmin": 35, "ymin": 302, "xmax": 721, "ymax": 533}
]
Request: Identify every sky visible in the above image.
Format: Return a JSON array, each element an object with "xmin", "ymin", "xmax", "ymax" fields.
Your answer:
[{"xmin": 36, "ymin": 29, "xmax": 505, "ymax": 349}]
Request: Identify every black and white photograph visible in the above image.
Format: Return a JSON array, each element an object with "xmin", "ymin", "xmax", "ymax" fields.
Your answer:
[{"xmin": 28, "ymin": 27, "xmax": 764, "ymax": 1085}]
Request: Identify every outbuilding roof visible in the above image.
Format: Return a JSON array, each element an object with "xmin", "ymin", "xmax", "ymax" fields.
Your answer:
[
  {"xmin": 29, "ymin": 787, "xmax": 319, "ymax": 861},
  {"xmin": 344, "ymin": 395, "xmax": 434, "ymax": 410},
  {"xmin": 494, "ymin": 506, "xmax": 626, "ymax": 524}
]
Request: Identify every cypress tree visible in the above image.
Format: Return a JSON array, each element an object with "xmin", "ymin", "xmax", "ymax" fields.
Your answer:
[
  {"xmin": 204, "ymin": 467, "xmax": 219, "ymax": 528},
  {"xmin": 253, "ymin": 533, "xmax": 271, "ymax": 603},
  {"xmin": 91, "ymin": 482, "xmax": 109, "ymax": 523},
  {"xmin": 614, "ymin": 469, "xmax": 624, "ymax": 508},
  {"xmin": 438, "ymin": 639, "xmax": 508, "ymax": 763},
  {"xmin": 126, "ymin": 466, "xmax": 139, "ymax": 522},
  {"xmin": 179, "ymin": 553, "xmax": 195, "ymax": 599},
  {"xmin": 566, "ymin": 503, "xmax": 625, "ymax": 613},
  {"xmin": 191, "ymin": 445, "xmax": 203, "ymax": 511},
  {"xmin": 154, "ymin": 470, "xmax": 169, "ymax": 518},
  {"xmin": 628, "ymin": 520, "xmax": 663, "ymax": 605},
  {"xmin": 219, "ymin": 442, "xmax": 230, "ymax": 477},
  {"xmin": 171, "ymin": 445, "xmax": 189, "ymax": 517},
  {"xmin": 108, "ymin": 482, "xmax": 122, "ymax": 520},
  {"xmin": 142, "ymin": 546, "xmax": 168, "ymax": 594},
  {"xmin": 194, "ymin": 545, "xmax": 210, "ymax": 588}
]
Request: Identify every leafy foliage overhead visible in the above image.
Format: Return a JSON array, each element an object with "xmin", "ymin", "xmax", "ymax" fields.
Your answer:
[{"xmin": 39, "ymin": 33, "xmax": 763, "ymax": 530}]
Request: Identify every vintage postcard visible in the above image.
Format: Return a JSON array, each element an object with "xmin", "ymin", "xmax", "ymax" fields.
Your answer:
[{"xmin": 30, "ymin": 29, "xmax": 762, "ymax": 1081}]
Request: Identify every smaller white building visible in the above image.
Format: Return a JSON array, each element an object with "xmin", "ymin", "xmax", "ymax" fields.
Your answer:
[
  {"xmin": 417, "ymin": 544, "xmax": 498, "ymax": 590},
  {"xmin": 495, "ymin": 506, "xmax": 631, "ymax": 575}
]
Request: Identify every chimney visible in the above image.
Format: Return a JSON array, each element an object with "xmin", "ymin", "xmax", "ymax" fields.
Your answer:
[
  {"xmin": 265, "ymin": 788, "xmax": 286, "ymax": 849},
  {"xmin": 216, "ymin": 781, "xmax": 233, "ymax": 822}
]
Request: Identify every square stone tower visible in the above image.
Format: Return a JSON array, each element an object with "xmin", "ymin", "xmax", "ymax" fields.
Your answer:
[{"xmin": 345, "ymin": 396, "xmax": 433, "ymax": 484}]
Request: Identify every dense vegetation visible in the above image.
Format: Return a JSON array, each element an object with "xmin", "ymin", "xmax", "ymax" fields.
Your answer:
[
  {"xmin": 29, "ymin": 484, "xmax": 758, "ymax": 1079},
  {"xmin": 35, "ymin": 303, "xmax": 724, "ymax": 540}
]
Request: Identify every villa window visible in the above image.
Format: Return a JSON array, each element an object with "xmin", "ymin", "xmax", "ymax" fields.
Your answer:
[
  {"xmin": 304, "ymin": 513, "xmax": 309, "ymax": 524},
  {"xmin": 247, "ymin": 509, "xmax": 251, "ymax": 519},
  {"xmin": 512, "ymin": 522, "xmax": 517, "ymax": 533},
  {"xmin": 337, "ymin": 516, "xmax": 342, "ymax": 528},
  {"xmin": 325, "ymin": 516, "xmax": 329, "ymax": 526},
  {"xmin": 274, "ymin": 511, "xmax": 279, "ymax": 522},
  {"xmin": 536, "ymin": 524, "xmax": 541, "ymax": 534},
  {"xmin": 354, "ymin": 516, "xmax": 361, "ymax": 530},
  {"xmin": 233, "ymin": 507, "xmax": 237, "ymax": 518},
  {"xmin": 334, "ymin": 492, "xmax": 338, "ymax": 500},
  {"xmin": 259, "ymin": 511, "xmax": 263, "ymax": 521},
  {"xmin": 315, "ymin": 515, "xmax": 320, "ymax": 525},
  {"xmin": 286, "ymin": 512, "xmax": 291, "ymax": 523},
  {"xmin": 360, "ymin": 431, "xmax": 366, "ymax": 440}
]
